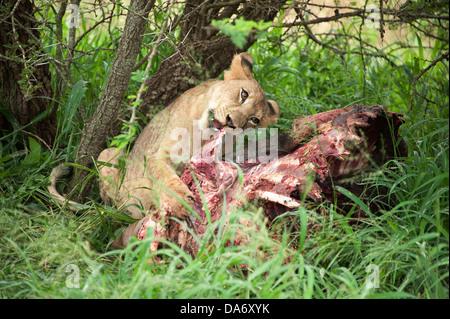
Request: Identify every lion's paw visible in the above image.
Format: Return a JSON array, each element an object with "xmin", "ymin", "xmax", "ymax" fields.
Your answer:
[{"xmin": 161, "ymin": 187, "xmax": 194, "ymax": 221}]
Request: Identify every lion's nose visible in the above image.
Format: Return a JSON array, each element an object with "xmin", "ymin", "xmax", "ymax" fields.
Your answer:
[{"xmin": 226, "ymin": 115, "xmax": 236, "ymax": 129}]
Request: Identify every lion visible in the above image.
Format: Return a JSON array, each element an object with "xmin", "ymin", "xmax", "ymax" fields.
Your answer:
[{"xmin": 49, "ymin": 53, "xmax": 279, "ymax": 223}]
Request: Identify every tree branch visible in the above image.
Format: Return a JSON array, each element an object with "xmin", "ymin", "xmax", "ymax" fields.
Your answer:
[
  {"xmin": 409, "ymin": 51, "xmax": 449, "ymax": 112},
  {"xmin": 278, "ymin": 9, "xmax": 365, "ymax": 28}
]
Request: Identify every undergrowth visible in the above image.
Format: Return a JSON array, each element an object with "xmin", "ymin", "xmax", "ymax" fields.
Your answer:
[{"xmin": 0, "ymin": 20, "xmax": 448, "ymax": 299}]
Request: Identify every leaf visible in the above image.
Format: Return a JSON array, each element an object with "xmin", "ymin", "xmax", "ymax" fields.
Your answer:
[
  {"xmin": 21, "ymin": 137, "xmax": 41, "ymax": 165},
  {"xmin": 212, "ymin": 17, "xmax": 271, "ymax": 49},
  {"xmin": 416, "ymin": 32, "xmax": 424, "ymax": 69},
  {"xmin": 335, "ymin": 186, "xmax": 371, "ymax": 216},
  {"xmin": 297, "ymin": 207, "xmax": 308, "ymax": 253},
  {"xmin": 59, "ymin": 80, "xmax": 88, "ymax": 139}
]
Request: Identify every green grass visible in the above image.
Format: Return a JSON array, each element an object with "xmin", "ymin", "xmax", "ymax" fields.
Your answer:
[{"xmin": 0, "ymin": 17, "xmax": 448, "ymax": 299}]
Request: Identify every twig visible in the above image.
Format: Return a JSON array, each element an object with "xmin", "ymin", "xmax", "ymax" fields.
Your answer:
[
  {"xmin": 358, "ymin": 0, "xmax": 369, "ymax": 104},
  {"xmin": 12, "ymin": 16, "xmax": 72, "ymax": 89},
  {"xmin": 295, "ymin": 1, "xmax": 361, "ymax": 11},
  {"xmin": 379, "ymin": 0, "xmax": 384, "ymax": 42},
  {"xmin": 66, "ymin": 0, "xmax": 81, "ymax": 72},
  {"xmin": 74, "ymin": 13, "xmax": 123, "ymax": 49},
  {"xmin": 302, "ymin": 26, "xmax": 398, "ymax": 67},
  {"xmin": 277, "ymin": 9, "xmax": 366, "ymax": 28},
  {"xmin": 278, "ymin": 4, "xmax": 449, "ymax": 29},
  {"xmin": 205, "ymin": 0, "xmax": 244, "ymax": 10},
  {"xmin": 409, "ymin": 51, "xmax": 449, "ymax": 113},
  {"xmin": 125, "ymin": 0, "xmax": 176, "ymax": 126},
  {"xmin": 21, "ymin": 129, "xmax": 53, "ymax": 152},
  {"xmin": 0, "ymin": 0, "xmax": 24, "ymax": 24},
  {"xmin": 54, "ymin": 0, "xmax": 70, "ymax": 93}
]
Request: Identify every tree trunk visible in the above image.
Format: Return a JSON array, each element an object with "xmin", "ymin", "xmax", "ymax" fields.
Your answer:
[
  {"xmin": 0, "ymin": 0, "xmax": 56, "ymax": 146},
  {"xmin": 68, "ymin": 0, "xmax": 154, "ymax": 200}
]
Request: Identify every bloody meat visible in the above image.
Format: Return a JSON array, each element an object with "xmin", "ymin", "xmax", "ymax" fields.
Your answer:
[{"xmin": 111, "ymin": 105, "xmax": 407, "ymax": 255}]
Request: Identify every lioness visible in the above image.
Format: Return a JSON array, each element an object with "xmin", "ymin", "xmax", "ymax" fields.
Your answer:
[{"xmin": 50, "ymin": 53, "xmax": 279, "ymax": 221}]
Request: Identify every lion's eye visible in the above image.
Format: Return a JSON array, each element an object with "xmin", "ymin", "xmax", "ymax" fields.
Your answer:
[
  {"xmin": 241, "ymin": 89, "xmax": 248, "ymax": 103},
  {"xmin": 250, "ymin": 117, "xmax": 260, "ymax": 124}
]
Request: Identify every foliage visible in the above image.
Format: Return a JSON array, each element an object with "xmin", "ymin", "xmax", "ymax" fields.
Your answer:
[
  {"xmin": 212, "ymin": 17, "xmax": 272, "ymax": 49},
  {"xmin": 0, "ymin": 0, "xmax": 448, "ymax": 299}
]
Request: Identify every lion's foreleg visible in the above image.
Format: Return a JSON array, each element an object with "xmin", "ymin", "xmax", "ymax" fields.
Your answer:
[
  {"xmin": 151, "ymin": 148, "xmax": 194, "ymax": 220},
  {"xmin": 97, "ymin": 147, "xmax": 125, "ymax": 206}
]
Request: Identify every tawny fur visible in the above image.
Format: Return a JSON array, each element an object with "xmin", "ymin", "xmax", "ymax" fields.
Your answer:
[{"xmin": 49, "ymin": 53, "xmax": 279, "ymax": 220}]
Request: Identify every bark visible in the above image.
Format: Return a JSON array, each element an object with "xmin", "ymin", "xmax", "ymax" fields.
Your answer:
[
  {"xmin": 0, "ymin": 0, "xmax": 56, "ymax": 146},
  {"xmin": 68, "ymin": 0, "xmax": 154, "ymax": 200}
]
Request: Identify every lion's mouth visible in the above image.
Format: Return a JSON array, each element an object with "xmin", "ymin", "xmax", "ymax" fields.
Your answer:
[
  {"xmin": 208, "ymin": 110, "xmax": 237, "ymax": 131},
  {"xmin": 208, "ymin": 110, "xmax": 224, "ymax": 131},
  {"xmin": 211, "ymin": 118, "xmax": 224, "ymax": 131}
]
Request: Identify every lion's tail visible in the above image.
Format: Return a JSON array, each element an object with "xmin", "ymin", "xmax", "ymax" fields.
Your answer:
[{"xmin": 48, "ymin": 164, "xmax": 85, "ymax": 211}]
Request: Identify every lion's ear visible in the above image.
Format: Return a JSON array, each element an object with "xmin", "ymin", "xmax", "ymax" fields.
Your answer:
[
  {"xmin": 261, "ymin": 100, "xmax": 279, "ymax": 127},
  {"xmin": 224, "ymin": 53, "xmax": 253, "ymax": 81}
]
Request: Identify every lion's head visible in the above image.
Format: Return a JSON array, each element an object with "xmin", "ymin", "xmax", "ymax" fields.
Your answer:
[{"xmin": 207, "ymin": 53, "xmax": 279, "ymax": 131}]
